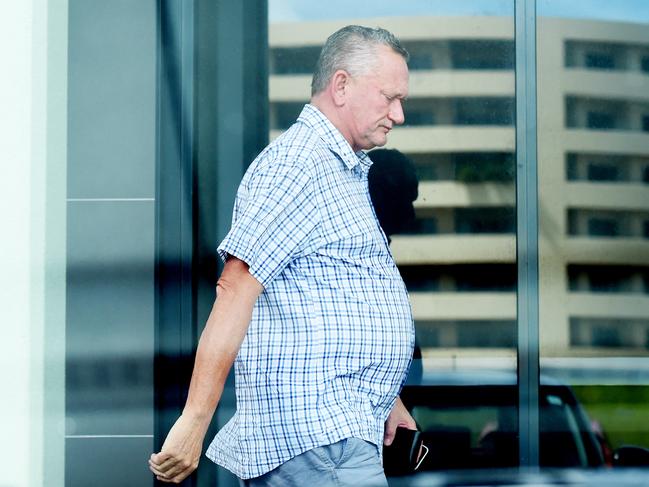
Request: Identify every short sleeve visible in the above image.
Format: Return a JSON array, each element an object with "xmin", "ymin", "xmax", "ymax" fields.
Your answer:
[{"xmin": 217, "ymin": 158, "xmax": 320, "ymax": 288}]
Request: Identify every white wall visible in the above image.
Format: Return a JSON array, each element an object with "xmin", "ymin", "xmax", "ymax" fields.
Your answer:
[
  {"xmin": 0, "ymin": 1, "xmax": 66, "ymax": 485},
  {"xmin": 0, "ymin": 2, "xmax": 38, "ymax": 484}
]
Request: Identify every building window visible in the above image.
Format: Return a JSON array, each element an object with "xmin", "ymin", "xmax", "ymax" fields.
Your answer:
[
  {"xmin": 457, "ymin": 321, "xmax": 516, "ymax": 348},
  {"xmin": 450, "ymin": 40, "xmax": 514, "ymax": 70},
  {"xmin": 644, "ymin": 220, "xmax": 649, "ymax": 239},
  {"xmin": 589, "ymin": 272, "xmax": 626, "ymax": 293},
  {"xmin": 408, "ymin": 52, "xmax": 433, "ymax": 70},
  {"xmin": 588, "ymin": 217, "xmax": 619, "ymax": 237},
  {"xmin": 405, "ymin": 109, "xmax": 435, "ymax": 126},
  {"xmin": 585, "ymin": 52, "xmax": 615, "ymax": 69},
  {"xmin": 571, "ymin": 318, "xmax": 649, "ymax": 349},
  {"xmin": 587, "ymin": 162, "xmax": 619, "ymax": 181},
  {"xmin": 414, "ymin": 322, "xmax": 440, "ymax": 348},
  {"xmin": 407, "ymin": 217, "xmax": 438, "ymax": 235},
  {"xmin": 272, "ymin": 102, "xmax": 303, "ymax": 130},
  {"xmin": 398, "ymin": 266, "xmax": 440, "ymax": 292},
  {"xmin": 592, "ymin": 326, "xmax": 622, "ymax": 347},
  {"xmin": 644, "ymin": 166, "xmax": 649, "ymax": 183},
  {"xmin": 454, "ymin": 152, "xmax": 514, "ymax": 182},
  {"xmin": 413, "ymin": 161, "xmax": 437, "ymax": 181},
  {"xmin": 642, "ymin": 55, "xmax": 649, "ymax": 73},
  {"xmin": 643, "ymin": 115, "xmax": 649, "ymax": 132},
  {"xmin": 587, "ymin": 111, "xmax": 616, "ymax": 130},
  {"xmin": 454, "ymin": 265, "xmax": 516, "ymax": 292},
  {"xmin": 454, "ymin": 98, "xmax": 514, "ymax": 126},
  {"xmin": 455, "ymin": 207, "xmax": 515, "ymax": 234},
  {"xmin": 270, "ymin": 46, "xmax": 320, "ymax": 75}
]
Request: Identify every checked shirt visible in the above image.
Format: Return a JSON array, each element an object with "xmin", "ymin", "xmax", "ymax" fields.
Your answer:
[{"xmin": 206, "ymin": 104, "xmax": 415, "ymax": 479}]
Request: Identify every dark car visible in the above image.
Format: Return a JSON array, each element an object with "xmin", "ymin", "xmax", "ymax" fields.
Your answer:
[{"xmin": 392, "ymin": 367, "xmax": 649, "ymax": 479}]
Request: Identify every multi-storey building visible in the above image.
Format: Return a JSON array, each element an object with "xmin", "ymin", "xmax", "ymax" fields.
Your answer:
[{"xmin": 268, "ymin": 16, "xmax": 649, "ymax": 359}]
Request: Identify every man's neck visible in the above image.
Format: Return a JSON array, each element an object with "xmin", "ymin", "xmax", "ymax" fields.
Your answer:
[{"xmin": 310, "ymin": 95, "xmax": 357, "ymax": 152}]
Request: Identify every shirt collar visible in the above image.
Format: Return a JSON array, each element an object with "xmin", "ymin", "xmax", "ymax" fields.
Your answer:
[{"xmin": 297, "ymin": 104, "xmax": 373, "ymax": 174}]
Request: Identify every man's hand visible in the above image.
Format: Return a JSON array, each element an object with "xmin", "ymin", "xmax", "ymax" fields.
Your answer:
[
  {"xmin": 149, "ymin": 413, "xmax": 208, "ymax": 483},
  {"xmin": 149, "ymin": 413, "xmax": 209, "ymax": 484},
  {"xmin": 383, "ymin": 396, "xmax": 416, "ymax": 446}
]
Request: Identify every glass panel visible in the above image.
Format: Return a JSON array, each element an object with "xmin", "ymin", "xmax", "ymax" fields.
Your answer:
[
  {"xmin": 539, "ymin": 0, "xmax": 649, "ymax": 471},
  {"xmin": 268, "ymin": 1, "xmax": 516, "ymax": 479},
  {"xmin": 65, "ymin": 1, "xmax": 157, "ymax": 485}
]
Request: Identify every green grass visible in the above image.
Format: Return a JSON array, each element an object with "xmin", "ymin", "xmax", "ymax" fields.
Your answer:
[{"xmin": 572, "ymin": 385, "xmax": 649, "ymax": 450}]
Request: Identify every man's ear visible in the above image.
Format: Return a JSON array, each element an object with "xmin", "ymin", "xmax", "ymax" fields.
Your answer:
[{"xmin": 330, "ymin": 69, "xmax": 350, "ymax": 107}]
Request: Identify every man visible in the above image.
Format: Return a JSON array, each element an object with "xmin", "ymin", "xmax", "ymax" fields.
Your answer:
[{"xmin": 149, "ymin": 25, "xmax": 416, "ymax": 486}]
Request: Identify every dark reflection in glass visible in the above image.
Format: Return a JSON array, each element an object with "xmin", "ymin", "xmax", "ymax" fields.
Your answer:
[
  {"xmin": 400, "ymin": 376, "xmax": 604, "ymax": 470},
  {"xmin": 400, "ymin": 264, "xmax": 516, "ymax": 292}
]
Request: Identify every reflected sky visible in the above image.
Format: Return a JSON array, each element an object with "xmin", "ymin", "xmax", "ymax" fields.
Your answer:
[{"xmin": 270, "ymin": 0, "xmax": 649, "ymax": 23}]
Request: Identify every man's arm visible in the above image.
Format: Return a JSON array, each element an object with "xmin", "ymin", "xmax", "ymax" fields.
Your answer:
[{"xmin": 149, "ymin": 256, "xmax": 263, "ymax": 484}]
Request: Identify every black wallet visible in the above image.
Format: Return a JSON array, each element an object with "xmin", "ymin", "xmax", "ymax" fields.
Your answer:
[{"xmin": 383, "ymin": 427, "xmax": 427, "ymax": 476}]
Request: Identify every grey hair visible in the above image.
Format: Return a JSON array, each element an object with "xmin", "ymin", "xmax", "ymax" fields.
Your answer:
[{"xmin": 311, "ymin": 25, "xmax": 409, "ymax": 96}]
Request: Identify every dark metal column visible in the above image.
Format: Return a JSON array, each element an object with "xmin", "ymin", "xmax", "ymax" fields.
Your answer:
[
  {"xmin": 156, "ymin": 0, "xmax": 268, "ymax": 485},
  {"xmin": 155, "ymin": 0, "xmax": 196, "ymax": 484}
]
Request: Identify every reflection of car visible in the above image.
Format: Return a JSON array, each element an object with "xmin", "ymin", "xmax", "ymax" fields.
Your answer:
[
  {"xmin": 395, "ymin": 368, "xmax": 649, "ymax": 475},
  {"xmin": 388, "ymin": 468, "xmax": 649, "ymax": 487}
]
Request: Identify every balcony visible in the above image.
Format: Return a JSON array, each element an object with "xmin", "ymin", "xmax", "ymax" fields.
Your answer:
[
  {"xmin": 416, "ymin": 181, "xmax": 514, "ymax": 208},
  {"xmin": 391, "ymin": 234, "xmax": 515, "ymax": 264},
  {"xmin": 565, "ymin": 237, "xmax": 649, "ymax": 265},
  {"xmin": 568, "ymin": 293, "xmax": 649, "ymax": 320},
  {"xmin": 410, "ymin": 291, "xmax": 516, "ymax": 320},
  {"xmin": 566, "ymin": 182, "xmax": 649, "ymax": 211}
]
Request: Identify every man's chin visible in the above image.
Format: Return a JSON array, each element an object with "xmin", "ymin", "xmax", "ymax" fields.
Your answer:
[{"xmin": 369, "ymin": 135, "xmax": 388, "ymax": 149}]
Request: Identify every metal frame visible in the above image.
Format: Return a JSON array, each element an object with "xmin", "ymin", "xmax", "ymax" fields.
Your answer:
[
  {"xmin": 155, "ymin": 1, "xmax": 268, "ymax": 485},
  {"xmin": 154, "ymin": 0, "xmax": 196, "ymax": 477},
  {"xmin": 515, "ymin": 0, "xmax": 540, "ymax": 468}
]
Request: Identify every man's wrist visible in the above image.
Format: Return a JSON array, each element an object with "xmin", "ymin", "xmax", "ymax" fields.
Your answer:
[{"xmin": 181, "ymin": 407, "xmax": 215, "ymax": 429}]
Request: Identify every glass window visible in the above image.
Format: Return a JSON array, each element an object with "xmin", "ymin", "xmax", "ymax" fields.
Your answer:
[
  {"xmin": 587, "ymin": 162, "xmax": 619, "ymax": 181},
  {"xmin": 454, "ymin": 97, "xmax": 515, "ymax": 125},
  {"xmin": 271, "ymin": 46, "xmax": 320, "ymax": 74},
  {"xmin": 455, "ymin": 208, "xmax": 515, "ymax": 234},
  {"xmin": 642, "ymin": 55, "xmax": 649, "ymax": 73},
  {"xmin": 450, "ymin": 40, "xmax": 515, "ymax": 70},
  {"xmin": 585, "ymin": 52, "xmax": 615, "ymax": 69},
  {"xmin": 539, "ymin": 1, "xmax": 649, "ymax": 474},
  {"xmin": 455, "ymin": 152, "xmax": 514, "ymax": 182},
  {"xmin": 588, "ymin": 217, "xmax": 620, "ymax": 237},
  {"xmin": 566, "ymin": 153, "xmax": 635, "ymax": 182},
  {"xmin": 587, "ymin": 111, "xmax": 616, "ymax": 130}
]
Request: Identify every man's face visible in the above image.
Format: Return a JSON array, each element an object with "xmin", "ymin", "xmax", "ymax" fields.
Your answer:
[{"xmin": 343, "ymin": 46, "xmax": 409, "ymax": 152}]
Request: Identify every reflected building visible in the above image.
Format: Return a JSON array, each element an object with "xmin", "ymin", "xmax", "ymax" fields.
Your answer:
[{"xmin": 268, "ymin": 16, "xmax": 649, "ymax": 358}]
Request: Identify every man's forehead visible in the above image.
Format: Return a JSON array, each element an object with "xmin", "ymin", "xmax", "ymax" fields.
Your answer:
[{"xmin": 375, "ymin": 51, "xmax": 409, "ymax": 92}]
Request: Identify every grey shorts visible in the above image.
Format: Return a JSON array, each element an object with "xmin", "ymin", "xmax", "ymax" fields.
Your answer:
[{"xmin": 240, "ymin": 438, "xmax": 389, "ymax": 487}]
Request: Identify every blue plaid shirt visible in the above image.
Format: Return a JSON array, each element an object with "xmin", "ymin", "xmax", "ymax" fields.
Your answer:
[{"xmin": 206, "ymin": 104, "xmax": 415, "ymax": 479}]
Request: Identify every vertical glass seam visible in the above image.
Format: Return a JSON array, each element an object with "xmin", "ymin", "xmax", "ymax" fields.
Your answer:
[{"xmin": 515, "ymin": 0, "xmax": 540, "ymax": 468}]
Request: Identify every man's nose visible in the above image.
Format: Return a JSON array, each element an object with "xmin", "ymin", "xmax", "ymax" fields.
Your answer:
[{"xmin": 389, "ymin": 99, "xmax": 405, "ymax": 125}]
